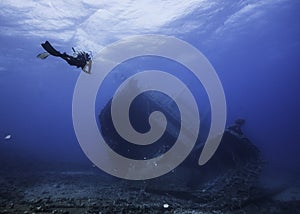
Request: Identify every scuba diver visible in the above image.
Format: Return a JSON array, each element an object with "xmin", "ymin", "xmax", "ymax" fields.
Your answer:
[
  {"xmin": 228, "ymin": 118, "xmax": 245, "ymax": 136},
  {"xmin": 226, "ymin": 118, "xmax": 251, "ymax": 143},
  {"xmin": 37, "ymin": 41, "xmax": 92, "ymax": 74}
]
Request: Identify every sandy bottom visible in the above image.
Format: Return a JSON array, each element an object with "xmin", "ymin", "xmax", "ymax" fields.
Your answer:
[{"xmin": 0, "ymin": 169, "xmax": 299, "ymax": 214}]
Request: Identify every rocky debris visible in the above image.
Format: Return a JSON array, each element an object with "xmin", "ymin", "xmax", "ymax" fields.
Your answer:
[
  {"xmin": 1, "ymin": 135, "xmax": 298, "ymax": 213},
  {"xmin": 0, "ymin": 180, "xmax": 297, "ymax": 212},
  {"xmin": 194, "ymin": 159, "xmax": 264, "ymax": 211},
  {"xmin": 0, "ymin": 194, "xmax": 299, "ymax": 214}
]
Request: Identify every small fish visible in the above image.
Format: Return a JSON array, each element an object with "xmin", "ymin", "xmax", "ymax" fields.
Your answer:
[{"xmin": 4, "ymin": 134, "xmax": 12, "ymax": 140}]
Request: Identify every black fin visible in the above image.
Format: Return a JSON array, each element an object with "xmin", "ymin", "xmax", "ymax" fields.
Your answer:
[{"xmin": 37, "ymin": 52, "xmax": 50, "ymax": 59}]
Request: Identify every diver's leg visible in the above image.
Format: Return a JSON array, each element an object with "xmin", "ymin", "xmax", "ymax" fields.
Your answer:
[
  {"xmin": 60, "ymin": 53, "xmax": 80, "ymax": 67},
  {"xmin": 41, "ymin": 41, "xmax": 62, "ymax": 57}
]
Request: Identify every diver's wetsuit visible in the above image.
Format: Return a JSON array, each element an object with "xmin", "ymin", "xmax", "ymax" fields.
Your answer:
[{"xmin": 41, "ymin": 41, "xmax": 90, "ymax": 69}]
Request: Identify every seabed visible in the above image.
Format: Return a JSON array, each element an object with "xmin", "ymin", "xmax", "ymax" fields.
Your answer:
[{"xmin": 0, "ymin": 162, "xmax": 299, "ymax": 214}]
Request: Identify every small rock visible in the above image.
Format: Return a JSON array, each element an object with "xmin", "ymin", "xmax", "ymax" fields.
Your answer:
[
  {"xmin": 163, "ymin": 203, "xmax": 170, "ymax": 209},
  {"xmin": 9, "ymin": 202, "xmax": 14, "ymax": 209},
  {"xmin": 54, "ymin": 184, "xmax": 60, "ymax": 188},
  {"xmin": 34, "ymin": 198, "xmax": 42, "ymax": 204},
  {"xmin": 36, "ymin": 206, "xmax": 43, "ymax": 211}
]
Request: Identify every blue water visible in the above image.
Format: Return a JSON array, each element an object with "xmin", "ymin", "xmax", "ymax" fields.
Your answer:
[{"xmin": 0, "ymin": 0, "xmax": 299, "ymax": 182}]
